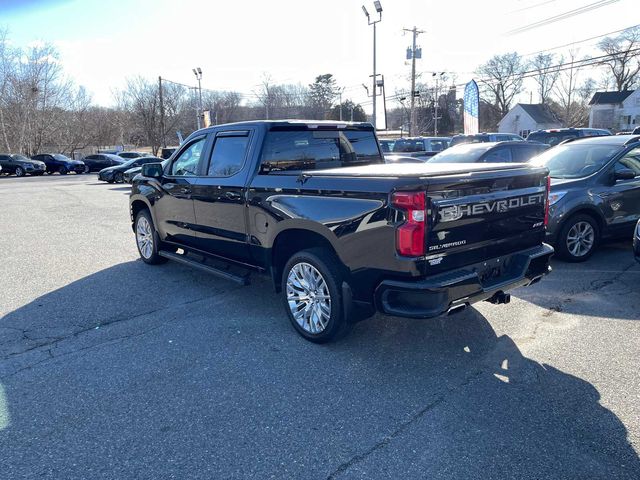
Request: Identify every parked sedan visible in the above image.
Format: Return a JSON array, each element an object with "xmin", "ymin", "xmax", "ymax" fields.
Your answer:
[
  {"xmin": 118, "ymin": 151, "xmax": 150, "ymax": 159},
  {"xmin": 531, "ymin": 134, "xmax": 640, "ymax": 261},
  {"xmin": 0, "ymin": 154, "xmax": 46, "ymax": 176},
  {"xmin": 98, "ymin": 156, "xmax": 163, "ymax": 183},
  {"xmin": 428, "ymin": 141, "xmax": 549, "ymax": 164},
  {"xmin": 122, "ymin": 157, "xmax": 164, "ymax": 183},
  {"xmin": 83, "ymin": 153, "xmax": 125, "ymax": 172},
  {"xmin": 31, "ymin": 153, "xmax": 85, "ymax": 174}
]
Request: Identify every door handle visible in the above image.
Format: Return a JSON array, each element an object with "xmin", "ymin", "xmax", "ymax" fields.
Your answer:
[{"xmin": 225, "ymin": 191, "xmax": 241, "ymax": 200}]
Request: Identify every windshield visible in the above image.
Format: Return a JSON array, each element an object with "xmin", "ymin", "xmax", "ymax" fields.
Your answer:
[
  {"xmin": 526, "ymin": 131, "xmax": 579, "ymax": 146},
  {"xmin": 427, "ymin": 143, "xmax": 491, "ymax": 163},
  {"xmin": 531, "ymin": 144, "xmax": 620, "ymax": 178},
  {"xmin": 11, "ymin": 155, "xmax": 30, "ymax": 162},
  {"xmin": 53, "ymin": 154, "xmax": 72, "ymax": 161}
]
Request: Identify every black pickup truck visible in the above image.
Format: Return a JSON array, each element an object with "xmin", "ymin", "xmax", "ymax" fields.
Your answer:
[{"xmin": 130, "ymin": 120, "xmax": 553, "ymax": 342}]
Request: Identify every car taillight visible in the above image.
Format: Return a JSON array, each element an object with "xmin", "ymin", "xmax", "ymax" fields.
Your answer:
[
  {"xmin": 392, "ymin": 191, "xmax": 426, "ymax": 257},
  {"xmin": 544, "ymin": 175, "xmax": 551, "ymax": 227}
]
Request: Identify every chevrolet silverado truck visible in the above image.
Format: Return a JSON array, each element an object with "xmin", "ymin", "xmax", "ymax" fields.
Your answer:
[{"xmin": 130, "ymin": 120, "xmax": 553, "ymax": 342}]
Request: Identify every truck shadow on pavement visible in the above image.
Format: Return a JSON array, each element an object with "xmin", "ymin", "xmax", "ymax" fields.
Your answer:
[{"xmin": 0, "ymin": 261, "xmax": 638, "ymax": 478}]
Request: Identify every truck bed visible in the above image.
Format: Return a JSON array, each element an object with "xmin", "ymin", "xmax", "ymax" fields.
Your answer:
[{"xmin": 299, "ymin": 162, "xmax": 545, "ymax": 178}]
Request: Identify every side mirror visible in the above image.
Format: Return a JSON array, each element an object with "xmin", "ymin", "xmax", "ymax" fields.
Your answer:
[
  {"xmin": 615, "ymin": 168, "xmax": 636, "ymax": 181},
  {"xmin": 142, "ymin": 162, "xmax": 163, "ymax": 178}
]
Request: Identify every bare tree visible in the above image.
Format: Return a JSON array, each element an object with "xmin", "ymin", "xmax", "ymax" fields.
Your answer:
[
  {"xmin": 530, "ymin": 53, "xmax": 560, "ymax": 104},
  {"xmin": 553, "ymin": 50, "xmax": 594, "ymax": 127},
  {"xmin": 476, "ymin": 52, "xmax": 525, "ymax": 118},
  {"xmin": 118, "ymin": 77, "xmax": 161, "ymax": 154},
  {"xmin": 597, "ymin": 26, "xmax": 640, "ymax": 91}
]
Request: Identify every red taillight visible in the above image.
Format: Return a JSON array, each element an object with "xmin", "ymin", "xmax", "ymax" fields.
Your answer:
[
  {"xmin": 392, "ymin": 191, "xmax": 426, "ymax": 257},
  {"xmin": 544, "ymin": 175, "xmax": 551, "ymax": 227}
]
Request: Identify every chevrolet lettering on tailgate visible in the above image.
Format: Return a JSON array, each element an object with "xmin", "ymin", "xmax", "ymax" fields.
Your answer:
[{"xmin": 438, "ymin": 193, "xmax": 545, "ymax": 223}]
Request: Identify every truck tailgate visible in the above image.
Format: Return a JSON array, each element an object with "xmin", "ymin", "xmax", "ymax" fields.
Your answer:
[{"xmin": 424, "ymin": 164, "xmax": 549, "ymax": 273}]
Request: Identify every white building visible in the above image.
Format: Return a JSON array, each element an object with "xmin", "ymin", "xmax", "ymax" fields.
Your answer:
[
  {"xmin": 498, "ymin": 103, "xmax": 561, "ymax": 138},
  {"xmin": 589, "ymin": 89, "xmax": 640, "ymax": 132}
]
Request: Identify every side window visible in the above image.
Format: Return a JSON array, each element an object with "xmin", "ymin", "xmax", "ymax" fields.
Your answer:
[
  {"xmin": 430, "ymin": 140, "xmax": 448, "ymax": 152},
  {"xmin": 260, "ymin": 130, "xmax": 340, "ymax": 173},
  {"xmin": 207, "ymin": 133, "xmax": 250, "ymax": 177},
  {"xmin": 511, "ymin": 146, "xmax": 539, "ymax": 163},
  {"xmin": 484, "ymin": 147, "xmax": 513, "ymax": 163},
  {"xmin": 169, "ymin": 138, "xmax": 206, "ymax": 176},
  {"xmin": 615, "ymin": 147, "xmax": 640, "ymax": 176}
]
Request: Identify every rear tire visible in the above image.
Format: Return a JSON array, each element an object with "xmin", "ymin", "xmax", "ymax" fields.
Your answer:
[
  {"xmin": 59, "ymin": 166, "xmax": 68, "ymax": 175},
  {"xmin": 281, "ymin": 248, "xmax": 351, "ymax": 343},
  {"xmin": 556, "ymin": 214, "xmax": 599, "ymax": 262},
  {"xmin": 134, "ymin": 209, "xmax": 167, "ymax": 265},
  {"xmin": 15, "ymin": 166, "xmax": 25, "ymax": 177}
]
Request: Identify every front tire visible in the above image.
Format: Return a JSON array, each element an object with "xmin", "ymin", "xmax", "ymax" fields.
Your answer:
[
  {"xmin": 281, "ymin": 248, "xmax": 350, "ymax": 343},
  {"xmin": 114, "ymin": 171, "xmax": 124, "ymax": 183},
  {"xmin": 134, "ymin": 209, "xmax": 167, "ymax": 265},
  {"xmin": 556, "ymin": 214, "xmax": 599, "ymax": 262}
]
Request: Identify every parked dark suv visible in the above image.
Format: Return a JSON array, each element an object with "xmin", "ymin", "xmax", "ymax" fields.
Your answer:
[
  {"xmin": 31, "ymin": 153, "xmax": 85, "ymax": 174},
  {"xmin": 0, "ymin": 154, "xmax": 46, "ymax": 176},
  {"xmin": 83, "ymin": 153, "xmax": 125, "ymax": 172},
  {"xmin": 527, "ymin": 128, "xmax": 610, "ymax": 146},
  {"xmin": 428, "ymin": 141, "xmax": 548, "ymax": 164},
  {"xmin": 532, "ymin": 135, "xmax": 640, "ymax": 261}
]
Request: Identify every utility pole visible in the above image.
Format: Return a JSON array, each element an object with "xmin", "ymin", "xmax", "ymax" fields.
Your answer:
[
  {"xmin": 433, "ymin": 72, "xmax": 444, "ymax": 136},
  {"xmin": 192, "ymin": 68, "xmax": 203, "ymax": 129},
  {"xmin": 338, "ymin": 87, "xmax": 345, "ymax": 121},
  {"xmin": 404, "ymin": 26, "xmax": 423, "ymax": 136},
  {"xmin": 362, "ymin": 2, "xmax": 383, "ymax": 129},
  {"xmin": 158, "ymin": 76, "xmax": 166, "ymax": 148}
]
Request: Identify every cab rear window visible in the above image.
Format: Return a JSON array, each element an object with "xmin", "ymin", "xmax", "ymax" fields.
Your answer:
[{"xmin": 260, "ymin": 129, "xmax": 382, "ymax": 174}]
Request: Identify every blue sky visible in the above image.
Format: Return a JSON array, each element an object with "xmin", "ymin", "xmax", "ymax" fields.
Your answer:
[{"xmin": 1, "ymin": 0, "xmax": 635, "ymax": 108}]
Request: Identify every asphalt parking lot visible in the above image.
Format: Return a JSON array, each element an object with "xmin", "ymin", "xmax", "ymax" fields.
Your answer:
[{"xmin": 1, "ymin": 174, "xmax": 639, "ymax": 479}]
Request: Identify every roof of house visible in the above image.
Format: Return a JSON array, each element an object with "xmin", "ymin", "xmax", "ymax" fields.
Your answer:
[
  {"xmin": 589, "ymin": 90, "xmax": 634, "ymax": 105},
  {"xmin": 517, "ymin": 104, "xmax": 560, "ymax": 124}
]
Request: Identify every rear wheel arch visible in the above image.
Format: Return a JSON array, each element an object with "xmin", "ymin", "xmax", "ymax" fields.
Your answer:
[{"xmin": 270, "ymin": 229, "xmax": 346, "ymax": 293}]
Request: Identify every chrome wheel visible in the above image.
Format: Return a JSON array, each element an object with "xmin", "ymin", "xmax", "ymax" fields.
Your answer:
[
  {"xmin": 566, "ymin": 221, "xmax": 595, "ymax": 258},
  {"xmin": 136, "ymin": 216, "xmax": 154, "ymax": 259},
  {"xmin": 286, "ymin": 262, "xmax": 332, "ymax": 334}
]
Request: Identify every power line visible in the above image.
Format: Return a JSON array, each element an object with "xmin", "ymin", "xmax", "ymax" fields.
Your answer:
[
  {"xmin": 508, "ymin": 0, "xmax": 556, "ymax": 14},
  {"xmin": 523, "ymin": 24, "xmax": 640, "ymax": 57},
  {"xmin": 506, "ymin": 0, "xmax": 621, "ymax": 36}
]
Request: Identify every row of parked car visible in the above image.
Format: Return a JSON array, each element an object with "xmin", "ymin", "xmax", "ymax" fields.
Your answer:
[{"xmin": 0, "ymin": 150, "xmax": 162, "ymax": 184}]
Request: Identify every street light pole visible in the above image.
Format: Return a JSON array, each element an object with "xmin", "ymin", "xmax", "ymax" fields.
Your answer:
[
  {"xmin": 362, "ymin": 2, "xmax": 382, "ymax": 130},
  {"xmin": 192, "ymin": 67, "xmax": 203, "ymax": 129}
]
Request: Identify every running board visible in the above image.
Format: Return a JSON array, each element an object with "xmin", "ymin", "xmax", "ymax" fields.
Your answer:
[{"xmin": 158, "ymin": 251, "xmax": 250, "ymax": 286}]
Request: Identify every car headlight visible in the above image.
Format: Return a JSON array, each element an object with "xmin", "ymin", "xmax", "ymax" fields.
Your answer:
[{"xmin": 548, "ymin": 191, "xmax": 567, "ymax": 206}]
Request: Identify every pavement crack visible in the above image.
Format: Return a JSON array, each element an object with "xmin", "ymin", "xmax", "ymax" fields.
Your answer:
[
  {"xmin": 326, "ymin": 368, "xmax": 485, "ymax": 479},
  {"xmin": 0, "ymin": 290, "xmax": 230, "ymax": 364}
]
